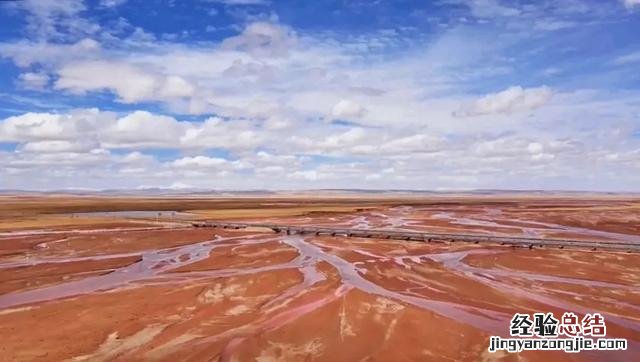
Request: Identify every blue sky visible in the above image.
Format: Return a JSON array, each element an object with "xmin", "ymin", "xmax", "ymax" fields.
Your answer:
[{"xmin": 0, "ymin": 0, "xmax": 639, "ymax": 191}]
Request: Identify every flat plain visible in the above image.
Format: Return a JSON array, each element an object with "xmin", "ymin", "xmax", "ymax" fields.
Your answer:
[{"xmin": 0, "ymin": 194, "xmax": 639, "ymax": 361}]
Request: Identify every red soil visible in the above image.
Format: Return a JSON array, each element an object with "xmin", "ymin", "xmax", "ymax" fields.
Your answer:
[{"xmin": 0, "ymin": 197, "xmax": 638, "ymax": 361}]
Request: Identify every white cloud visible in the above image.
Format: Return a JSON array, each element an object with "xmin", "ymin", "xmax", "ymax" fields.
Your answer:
[
  {"xmin": 3, "ymin": 148, "xmax": 112, "ymax": 168},
  {"xmin": 100, "ymin": 0, "xmax": 128, "ymax": 8},
  {"xmin": 1, "ymin": 12, "xmax": 640, "ymax": 191},
  {"xmin": 158, "ymin": 75, "xmax": 195, "ymax": 99},
  {"xmin": 221, "ymin": 22, "xmax": 297, "ymax": 58},
  {"xmin": 17, "ymin": 72, "xmax": 50, "ymax": 90},
  {"xmin": 0, "ymin": 21, "xmax": 514, "ymax": 126},
  {"xmin": 53, "ymin": 59, "xmax": 196, "ymax": 104},
  {"xmin": 0, "ymin": 38, "xmax": 101, "ymax": 68},
  {"xmin": 104, "ymin": 111, "xmax": 187, "ymax": 148},
  {"xmin": 465, "ymin": 0, "xmax": 521, "ymax": 18},
  {"xmin": 179, "ymin": 117, "xmax": 262, "ymax": 151},
  {"xmin": 254, "ymin": 151, "xmax": 298, "ymax": 166},
  {"xmin": 171, "ymin": 156, "xmax": 247, "ymax": 170},
  {"xmin": 380, "ymin": 134, "xmax": 443, "ymax": 154},
  {"xmin": 18, "ymin": 0, "xmax": 84, "ymax": 19},
  {"xmin": 0, "ymin": 109, "xmax": 105, "ymax": 142},
  {"xmin": 623, "ymin": 0, "xmax": 640, "ymax": 9},
  {"xmin": 206, "ymin": 0, "xmax": 269, "ymax": 5},
  {"xmin": 332, "ymin": 100, "xmax": 366, "ymax": 119},
  {"xmin": 473, "ymin": 137, "xmax": 529, "ymax": 158},
  {"xmin": 0, "ymin": 108, "xmax": 268, "ymax": 154},
  {"xmin": 455, "ymin": 86, "xmax": 553, "ymax": 117},
  {"xmin": 20, "ymin": 140, "xmax": 97, "ymax": 153},
  {"xmin": 12, "ymin": 0, "xmax": 99, "ymax": 40},
  {"xmin": 531, "ymin": 153, "xmax": 555, "ymax": 161},
  {"xmin": 0, "ymin": 105, "xmax": 637, "ymax": 190},
  {"xmin": 289, "ymin": 170, "xmax": 325, "ymax": 181},
  {"xmin": 55, "ymin": 61, "xmax": 162, "ymax": 103},
  {"xmin": 527, "ymin": 142, "xmax": 544, "ymax": 154}
]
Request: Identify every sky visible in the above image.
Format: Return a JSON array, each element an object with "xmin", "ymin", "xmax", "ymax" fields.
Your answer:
[{"xmin": 0, "ymin": 0, "xmax": 639, "ymax": 191}]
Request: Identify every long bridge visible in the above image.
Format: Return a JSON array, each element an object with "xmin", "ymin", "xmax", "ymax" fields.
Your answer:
[{"xmin": 192, "ymin": 221, "xmax": 640, "ymax": 253}]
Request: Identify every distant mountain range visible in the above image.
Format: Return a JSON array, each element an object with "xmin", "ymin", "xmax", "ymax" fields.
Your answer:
[{"xmin": 0, "ymin": 188, "xmax": 637, "ymax": 196}]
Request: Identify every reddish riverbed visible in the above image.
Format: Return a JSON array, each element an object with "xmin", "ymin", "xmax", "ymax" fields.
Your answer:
[{"xmin": 1, "ymin": 202, "xmax": 639, "ymax": 360}]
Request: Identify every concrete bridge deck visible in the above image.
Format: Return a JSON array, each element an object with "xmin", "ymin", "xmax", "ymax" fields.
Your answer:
[{"xmin": 192, "ymin": 221, "xmax": 640, "ymax": 253}]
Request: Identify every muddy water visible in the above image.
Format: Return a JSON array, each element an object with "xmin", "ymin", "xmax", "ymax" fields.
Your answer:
[
  {"xmin": 286, "ymin": 235, "xmax": 507, "ymax": 332},
  {"xmin": 2, "ymin": 230, "xmax": 638, "ymax": 334},
  {"xmin": 426, "ymin": 208, "xmax": 640, "ymax": 242},
  {"xmin": 298, "ymin": 206, "xmax": 640, "ymax": 243},
  {"xmin": 0, "ymin": 225, "xmax": 187, "ymax": 238},
  {"xmin": 0, "ymin": 234, "xmax": 274, "ymax": 309}
]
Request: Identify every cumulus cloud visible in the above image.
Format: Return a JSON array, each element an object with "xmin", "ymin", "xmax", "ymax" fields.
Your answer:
[
  {"xmin": 455, "ymin": 86, "xmax": 553, "ymax": 117},
  {"xmin": 55, "ymin": 61, "xmax": 171, "ymax": 103},
  {"xmin": 1, "ymin": 8, "xmax": 639, "ymax": 190},
  {"xmin": 0, "ymin": 109, "xmax": 105, "ymax": 142},
  {"xmin": 0, "ymin": 103, "xmax": 636, "ymax": 190},
  {"xmin": 104, "ymin": 111, "xmax": 187, "ymax": 148},
  {"xmin": 179, "ymin": 117, "xmax": 262, "ymax": 151},
  {"xmin": 53, "ymin": 58, "xmax": 196, "ymax": 104},
  {"xmin": 0, "ymin": 109, "xmax": 267, "ymax": 155},
  {"xmin": 221, "ymin": 22, "xmax": 297, "ymax": 58}
]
